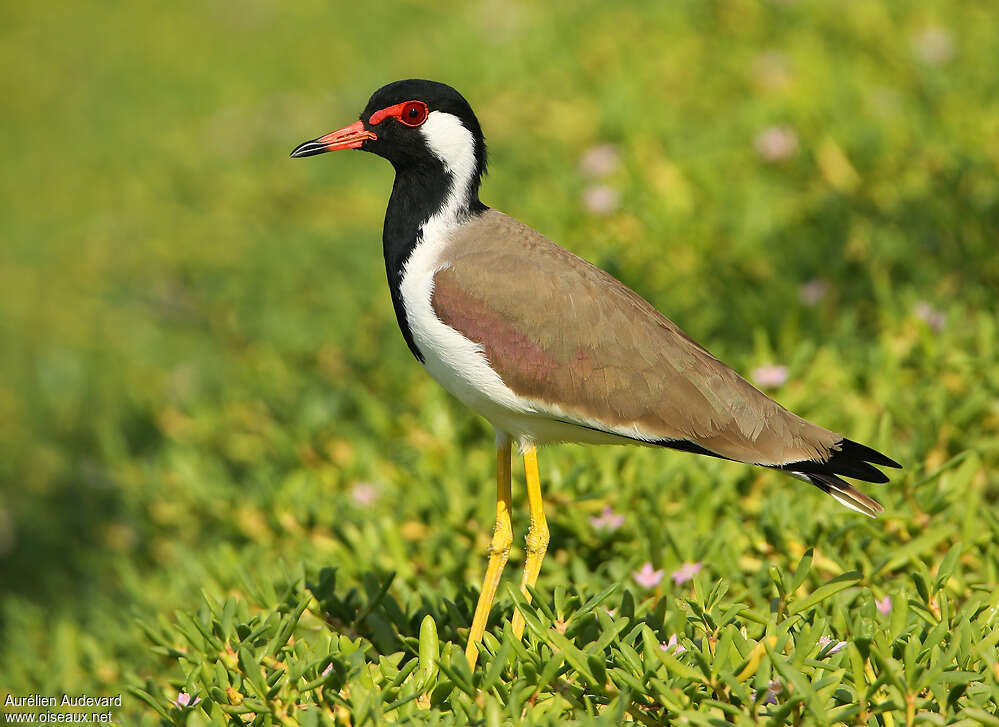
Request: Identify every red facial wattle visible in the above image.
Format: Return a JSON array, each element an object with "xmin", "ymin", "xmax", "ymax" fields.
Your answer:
[{"xmin": 368, "ymin": 100, "xmax": 429, "ymax": 127}]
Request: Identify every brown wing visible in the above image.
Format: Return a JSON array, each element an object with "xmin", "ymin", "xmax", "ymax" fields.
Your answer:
[{"xmin": 431, "ymin": 209, "xmax": 839, "ymax": 466}]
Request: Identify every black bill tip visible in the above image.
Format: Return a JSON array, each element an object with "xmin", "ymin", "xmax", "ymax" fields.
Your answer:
[{"xmin": 290, "ymin": 139, "xmax": 328, "ymax": 158}]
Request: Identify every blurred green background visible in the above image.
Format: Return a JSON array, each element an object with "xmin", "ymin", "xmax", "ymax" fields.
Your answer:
[{"xmin": 2, "ymin": 0, "xmax": 998, "ymax": 722}]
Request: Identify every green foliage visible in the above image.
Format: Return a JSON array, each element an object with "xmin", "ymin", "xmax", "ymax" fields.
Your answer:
[
  {"xmin": 131, "ymin": 552, "xmax": 999, "ymax": 724},
  {"xmin": 2, "ymin": 0, "xmax": 999, "ymax": 723}
]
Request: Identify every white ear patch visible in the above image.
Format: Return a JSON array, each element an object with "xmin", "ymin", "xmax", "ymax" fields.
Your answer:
[{"xmin": 420, "ymin": 111, "xmax": 477, "ymax": 205}]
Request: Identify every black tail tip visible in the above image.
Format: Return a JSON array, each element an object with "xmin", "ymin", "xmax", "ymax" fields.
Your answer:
[
  {"xmin": 778, "ymin": 438, "xmax": 900, "ymax": 484},
  {"xmin": 838, "ymin": 438, "xmax": 902, "ymax": 469}
]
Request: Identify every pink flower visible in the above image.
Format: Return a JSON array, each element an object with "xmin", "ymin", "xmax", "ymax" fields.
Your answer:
[
  {"xmin": 818, "ymin": 635, "xmax": 847, "ymax": 655},
  {"xmin": 913, "ymin": 302, "xmax": 946, "ymax": 332},
  {"xmin": 659, "ymin": 634, "xmax": 686, "ymax": 655},
  {"xmin": 751, "ymin": 364, "xmax": 789, "ymax": 389},
  {"xmin": 799, "ymin": 278, "xmax": 829, "ymax": 305},
  {"xmin": 174, "ymin": 692, "xmax": 200, "ymax": 708},
  {"xmin": 351, "ymin": 482, "xmax": 378, "ymax": 506},
  {"xmin": 590, "ymin": 505, "xmax": 625, "ymax": 532},
  {"xmin": 579, "ymin": 144, "xmax": 620, "ymax": 178},
  {"xmin": 322, "ymin": 663, "xmax": 334, "ymax": 677},
  {"xmin": 633, "ymin": 562, "xmax": 665, "ymax": 588},
  {"xmin": 581, "ymin": 184, "xmax": 619, "ymax": 215},
  {"xmin": 754, "ymin": 125, "xmax": 798, "ymax": 162},
  {"xmin": 671, "ymin": 562, "xmax": 703, "ymax": 585},
  {"xmin": 876, "ymin": 595, "xmax": 892, "ymax": 615}
]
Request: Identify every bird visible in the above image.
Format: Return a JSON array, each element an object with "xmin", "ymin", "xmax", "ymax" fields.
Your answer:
[{"xmin": 291, "ymin": 79, "xmax": 901, "ymax": 668}]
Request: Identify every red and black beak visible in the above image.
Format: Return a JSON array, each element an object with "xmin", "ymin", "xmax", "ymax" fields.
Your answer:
[{"xmin": 290, "ymin": 120, "xmax": 377, "ymax": 158}]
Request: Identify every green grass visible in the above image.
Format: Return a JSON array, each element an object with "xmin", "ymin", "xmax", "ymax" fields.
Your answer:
[{"xmin": 2, "ymin": 0, "xmax": 999, "ymax": 723}]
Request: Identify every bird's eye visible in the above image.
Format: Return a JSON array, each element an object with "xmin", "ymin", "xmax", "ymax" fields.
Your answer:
[{"xmin": 399, "ymin": 101, "xmax": 428, "ymax": 127}]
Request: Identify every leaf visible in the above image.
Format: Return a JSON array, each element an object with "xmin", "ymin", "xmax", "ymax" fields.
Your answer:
[
  {"xmin": 481, "ymin": 638, "xmax": 513, "ymax": 692},
  {"xmin": 238, "ymin": 646, "xmax": 268, "ymax": 697},
  {"xmin": 960, "ymin": 709, "xmax": 999, "ymax": 727},
  {"xmin": 572, "ymin": 583, "xmax": 619, "ymax": 621},
  {"xmin": 125, "ymin": 687, "xmax": 171, "ymax": 720},
  {"xmin": 267, "ymin": 593, "xmax": 311, "ymax": 657},
  {"xmin": 546, "ymin": 629, "xmax": 601, "ymax": 687},
  {"xmin": 172, "ymin": 610, "xmax": 208, "ymax": 652},
  {"xmin": 591, "ymin": 614, "xmax": 628, "ymax": 654},
  {"xmin": 768, "ymin": 647, "xmax": 824, "ymax": 723},
  {"xmin": 507, "ymin": 584, "xmax": 549, "ymax": 638},
  {"xmin": 874, "ymin": 529, "xmax": 953, "ymax": 575},
  {"xmin": 221, "ymin": 597, "xmax": 237, "ymax": 641},
  {"xmin": 643, "ymin": 628, "xmax": 707, "ymax": 684},
  {"xmin": 934, "ymin": 542, "xmax": 963, "ymax": 593},
  {"xmin": 787, "ymin": 572, "xmax": 862, "ymax": 616},
  {"xmin": 790, "ymin": 548, "xmax": 814, "ymax": 594},
  {"xmin": 418, "ymin": 614, "xmax": 439, "ymax": 689},
  {"xmin": 735, "ymin": 635, "xmax": 777, "ymax": 681},
  {"xmin": 352, "ymin": 571, "xmax": 396, "ymax": 627}
]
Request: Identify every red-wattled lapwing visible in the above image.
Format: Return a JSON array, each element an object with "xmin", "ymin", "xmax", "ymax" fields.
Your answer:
[{"xmin": 291, "ymin": 79, "xmax": 901, "ymax": 668}]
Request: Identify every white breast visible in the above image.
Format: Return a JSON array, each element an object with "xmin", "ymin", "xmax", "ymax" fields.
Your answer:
[
  {"xmin": 401, "ymin": 243, "xmax": 633, "ymax": 448},
  {"xmin": 400, "ymin": 229, "xmax": 525, "ymax": 416}
]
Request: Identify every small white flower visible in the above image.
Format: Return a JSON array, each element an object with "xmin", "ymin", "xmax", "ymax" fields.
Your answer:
[
  {"xmin": 659, "ymin": 634, "xmax": 686, "ymax": 655},
  {"xmin": 351, "ymin": 482, "xmax": 379, "ymax": 506},
  {"xmin": 590, "ymin": 505, "xmax": 625, "ymax": 532},
  {"xmin": 799, "ymin": 278, "xmax": 829, "ymax": 305},
  {"xmin": 633, "ymin": 562, "xmax": 665, "ymax": 588},
  {"xmin": 754, "ymin": 126, "xmax": 798, "ymax": 162},
  {"xmin": 751, "ymin": 364, "xmax": 789, "ymax": 389},
  {"xmin": 818, "ymin": 635, "xmax": 847, "ymax": 655},
  {"xmin": 579, "ymin": 144, "xmax": 620, "ymax": 178},
  {"xmin": 582, "ymin": 184, "xmax": 619, "ymax": 215},
  {"xmin": 913, "ymin": 27, "xmax": 955, "ymax": 65},
  {"xmin": 671, "ymin": 562, "xmax": 702, "ymax": 585},
  {"xmin": 174, "ymin": 692, "xmax": 200, "ymax": 708},
  {"xmin": 913, "ymin": 302, "xmax": 946, "ymax": 332}
]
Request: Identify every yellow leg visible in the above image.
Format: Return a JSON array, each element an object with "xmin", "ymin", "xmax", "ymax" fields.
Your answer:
[
  {"xmin": 511, "ymin": 445, "xmax": 549, "ymax": 639},
  {"xmin": 465, "ymin": 438, "xmax": 513, "ymax": 669}
]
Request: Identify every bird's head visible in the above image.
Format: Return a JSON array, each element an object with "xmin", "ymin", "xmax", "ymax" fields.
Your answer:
[{"xmin": 291, "ymin": 79, "xmax": 488, "ymax": 193}]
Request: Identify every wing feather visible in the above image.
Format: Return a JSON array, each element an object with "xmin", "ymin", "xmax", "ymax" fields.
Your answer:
[{"xmin": 432, "ymin": 210, "xmax": 839, "ymax": 466}]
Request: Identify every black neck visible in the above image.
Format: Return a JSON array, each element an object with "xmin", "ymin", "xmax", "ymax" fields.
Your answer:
[{"xmin": 382, "ymin": 161, "xmax": 485, "ymax": 363}]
